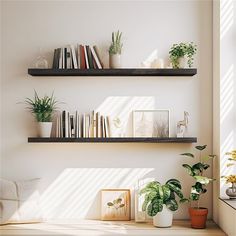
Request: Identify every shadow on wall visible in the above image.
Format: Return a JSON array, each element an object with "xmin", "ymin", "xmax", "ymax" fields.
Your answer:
[
  {"xmin": 220, "ymin": 0, "xmax": 236, "ymax": 196},
  {"xmin": 40, "ymin": 168, "xmax": 154, "ymax": 220}
]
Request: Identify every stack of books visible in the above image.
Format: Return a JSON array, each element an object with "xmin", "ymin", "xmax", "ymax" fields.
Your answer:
[
  {"xmin": 55, "ymin": 110, "xmax": 111, "ymax": 138},
  {"xmin": 52, "ymin": 45, "xmax": 104, "ymax": 69}
]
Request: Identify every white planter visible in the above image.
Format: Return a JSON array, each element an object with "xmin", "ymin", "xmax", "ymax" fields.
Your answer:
[
  {"xmin": 178, "ymin": 56, "xmax": 188, "ymax": 68},
  {"xmin": 38, "ymin": 122, "xmax": 52, "ymax": 137},
  {"xmin": 153, "ymin": 205, "xmax": 173, "ymax": 228},
  {"xmin": 109, "ymin": 54, "xmax": 121, "ymax": 68}
]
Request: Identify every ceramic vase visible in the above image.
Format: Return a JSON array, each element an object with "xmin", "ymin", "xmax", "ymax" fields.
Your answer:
[
  {"xmin": 178, "ymin": 56, "xmax": 188, "ymax": 68},
  {"xmin": 153, "ymin": 205, "xmax": 173, "ymax": 228},
  {"xmin": 226, "ymin": 183, "xmax": 236, "ymax": 199},
  {"xmin": 109, "ymin": 54, "xmax": 121, "ymax": 69},
  {"xmin": 38, "ymin": 122, "xmax": 52, "ymax": 137}
]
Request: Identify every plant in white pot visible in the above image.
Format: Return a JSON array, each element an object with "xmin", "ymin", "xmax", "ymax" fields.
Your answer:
[
  {"xmin": 169, "ymin": 42, "xmax": 197, "ymax": 68},
  {"xmin": 109, "ymin": 30, "xmax": 123, "ymax": 68},
  {"xmin": 25, "ymin": 91, "xmax": 58, "ymax": 137},
  {"xmin": 140, "ymin": 179, "xmax": 186, "ymax": 227},
  {"xmin": 181, "ymin": 145, "xmax": 216, "ymax": 229}
]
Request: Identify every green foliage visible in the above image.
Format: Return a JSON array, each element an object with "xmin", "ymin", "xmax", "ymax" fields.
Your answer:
[
  {"xmin": 25, "ymin": 90, "xmax": 58, "ymax": 122},
  {"xmin": 109, "ymin": 30, "xmax": 123, "ymax": 55},
  {"xmin": 140, "ymin": 179, "xmax": 185, "ymax": 217},
  {"xmin": 181, "ymin": 144, "xmax": 216, "ymax": 208},
  {"xmin": 169, "ymin": 42, "xmax": 197, "ymax": 68}
]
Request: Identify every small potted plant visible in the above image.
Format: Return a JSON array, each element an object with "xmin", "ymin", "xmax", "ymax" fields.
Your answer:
[
  {"xmin": 181, "ymin": 145, "xmax": 216, "ymax": 229},
  {"xmin": 221, "ymin": 150, "xmax": 236, "ymax": 199},
  {"xmin": 109, "ymin": 30, "xmax": 123, "ymax": 68},
  {"xmin": 140, "ymin": 179, "xmax": 186, "ymax": 227},
  {"xmin": 169, "ymin": 42, "xmax": 197, "ymax": 68},
  {"xmin": 25, "ymin": 91, "xmax": 58, "ymax": 137}
]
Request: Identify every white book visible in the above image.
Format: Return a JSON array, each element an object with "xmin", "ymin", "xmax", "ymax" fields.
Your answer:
[
  {"xmin": 68, "ymin": 112, "xmax": 71, "ymax": 138},
  {"xmin": 86, "ymin": 114, "xmax": 90, "ymax": 138},
  {"xmin": 90, "ymin": 46, "xmax": 102, "ymax": 69},
  {"xmin": 105, "ymin": 116, "xmax": 110, "ymax": 138},
  {"xmin": 76, "ymin": 112, "xmax": 81, "ymax": 138},
  {"xmin": 106, "ymin": 116, "xmax": 112, "ymax": 137},
  {"xmin": 82, "ymin": 113, "xmax": 86, "ymax": 138},
  {"xmin": 77, "ymin": 44, "xmax": 80, "ymax": 69},
  {"xmin": 60, "ymin": 112, "xmax": 63, "ymax": 137},
  {"xmin": 84, "ymin": 45, "xmax": 89, "ymax": 69},
  {"xmin": 70, "ymin": 45, "xmax": 78, "ymax": 69},
  {"xmin": 59, "ymin": 48, "xmax": 63, "ymax": 69},
  {"xmin": 62, "ymin": 48, "xmax": 65, "ymax": 69},
  {"xmin": 96, "ymin": 112, "xmax": 101, "ymax": 138},
  {"xmin": 103, "ymin": 117, "xmax": 106, "ymax": 138}
]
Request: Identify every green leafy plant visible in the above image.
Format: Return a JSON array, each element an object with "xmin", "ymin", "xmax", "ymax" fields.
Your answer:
[
  {"xmin": 169, "ymin": 42, "xmax": 197, "ymax": 68},
  {"xmin": 140, "ymin": 179, "xmax": 186, "ymax": 216},
  {"xmin": 109, "ymin": 30, "xmax": 123, "ymax": 55},
  {"xmin": 25, "ymin": 90, "xmax": 58, "ymax": 122},
  {"xmin": 181, "ymin": 145, "xmax": 216, "ymax": 208}
]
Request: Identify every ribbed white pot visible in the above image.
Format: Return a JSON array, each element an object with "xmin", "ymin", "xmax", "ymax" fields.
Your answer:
[
  {"xmin": 178, "ymin": 56, "xmax": 188, "ymax": 68},
  {"xmin": 38, "ymin": 122, "xmax": 52, "ymax": 137},
  {"xmin": 109, "ymin": 54, "xmax": 121, "ymax": 68},
  {"xmin": 153, "ymin": 205, "xmax": 173, "ymax": 228}
]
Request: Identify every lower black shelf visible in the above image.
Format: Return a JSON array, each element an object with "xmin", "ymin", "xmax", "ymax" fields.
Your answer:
[{"xmin": 28, "ymin": 137, "xmax": 197, "ymax": 143}]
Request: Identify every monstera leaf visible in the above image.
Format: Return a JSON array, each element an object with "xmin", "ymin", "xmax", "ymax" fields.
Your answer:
[
  {"xmin": 147, "ymin": 198, "xmax": 163, "ymax": 216},
  {"xmin": 166, "ymin": 199, "xmax": 178, "ymax": 211}
]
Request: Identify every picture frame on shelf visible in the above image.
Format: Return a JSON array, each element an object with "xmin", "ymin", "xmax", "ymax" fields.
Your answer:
[
  {"xmin": 133, "ymin": 109, "xmax": 170, "ymax": 138},
  {"xmin": 101, "ymin": 189, "xmax": 131, "ymax": 221}
]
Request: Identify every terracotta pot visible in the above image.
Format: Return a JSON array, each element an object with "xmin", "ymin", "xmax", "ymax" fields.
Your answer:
[{"xmin": 189, "ymin": 207, "xmax": 208, "ymax": 229}]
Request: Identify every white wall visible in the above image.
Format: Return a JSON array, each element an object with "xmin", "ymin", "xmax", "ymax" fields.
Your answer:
[{"xmin": 1, "ymin": 0, "xmax": 213, "ymax": 220}]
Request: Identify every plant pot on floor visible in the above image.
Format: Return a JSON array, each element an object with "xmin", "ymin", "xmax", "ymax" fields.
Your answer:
[
  {"xmin": 153, "ymin": 205, "xmax": 173, "ymax": 228},
  {"xmin": 38, "ymin": 122, "xmax": 52, "ymax": 137},
  {"xmin": 109, "ymin": 54, "xmax": 121, "ymax": 69},
  {"xmin": 189, "ymin": 207, "xmax": 208, "ymax": 229}
]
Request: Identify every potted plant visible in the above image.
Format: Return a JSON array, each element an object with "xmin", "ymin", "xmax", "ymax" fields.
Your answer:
[
  {"xmin": 169, "ymin": 42, "xmax": 197, "ymax": 68},
  {"xmin": 25, "ymin": 91, "xmax": 58, "ymax": 137},
  {"xmin": 221, "ymin": 150, "xmax": 236, "ymax": 199},
  {"xmin": 181, "ymin": 145, "xmax": 216, "ymax": 229},
  {"xmin": 140, "ymin": 179, "xmax": 186, "ymax": 227},
  {"xmin": 109, "ymin": 30, "xmax": 123, "ymax": 68}
]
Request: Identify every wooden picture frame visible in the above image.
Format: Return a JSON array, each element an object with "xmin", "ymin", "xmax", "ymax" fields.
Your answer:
[{"xmin": 101, "ymin": 189, "xmax": 131, "ymax": 221}]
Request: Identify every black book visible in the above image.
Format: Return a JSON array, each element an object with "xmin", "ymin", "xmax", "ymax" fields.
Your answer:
[
  {"xmin": 86, "ymin": 45, "xmax": 94, "ymax": 69},
  {"xmin": 62, "ymin": 111, "xmax": 66, "ymax": 137},
  {"xmin": 64, "ymin": 48, "xmax": 67, "ymax": 69}
]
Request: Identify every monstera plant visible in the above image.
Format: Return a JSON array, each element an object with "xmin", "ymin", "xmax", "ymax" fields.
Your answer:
[
  {"xmin": 181, "ymin": 145, "xmax": 216, "ymax": 229},
  {"xmin": 140, "ymin": 179, "xmax": 186, "ymax": 227}
]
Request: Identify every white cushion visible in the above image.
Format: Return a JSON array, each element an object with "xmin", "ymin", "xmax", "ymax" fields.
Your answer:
[{"xmin": 0, "ymin": 178, "xmax": 43, "ymax": 225}]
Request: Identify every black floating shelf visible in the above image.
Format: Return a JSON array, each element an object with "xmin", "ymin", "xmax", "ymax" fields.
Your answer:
[
  {"xmin": 28, "ymin": 68, "xmax": 197, "ymax": 77},
  {"xmin": 28, "ymin": 137, "xmax": 197, "ymax": 143}
]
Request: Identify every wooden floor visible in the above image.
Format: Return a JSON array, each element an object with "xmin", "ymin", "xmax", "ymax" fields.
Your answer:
[{"xmin": 0, "ymin": 220, "xmax": 227, "ymax": 236}]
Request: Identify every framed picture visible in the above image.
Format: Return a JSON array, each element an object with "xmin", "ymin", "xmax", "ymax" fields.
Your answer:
[
  {"xmin": 101, "ymin": 189, "xmax": 131, "ymax": 221},
  {"xmin": 133, "ymin": 110, "xmax": 170, "ymax": 138}
]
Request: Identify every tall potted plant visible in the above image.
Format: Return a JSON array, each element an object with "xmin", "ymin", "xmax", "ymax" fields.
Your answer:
[
  {"xmin": 169, "ymin": 42, "xmax": 197, "ymax": 68},
  {"xmin": 140, "ymin": 179, "xmax": 186, "ymax": 227},
  {"xmin": 25, "ymin": 91, "xmax": 58, "ymax": 137},
  {"xmin": 109, "ymin": 30, "xmax": 123, "ymax": 68},
  {"xmin": 181, "ymin": 145, "xmax": 216, "ymax": 229}
]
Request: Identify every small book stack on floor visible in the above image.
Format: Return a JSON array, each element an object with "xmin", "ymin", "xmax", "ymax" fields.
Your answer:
[
  {"xmin": 55, "ymin": 110, "xmax": 111, "ymax": 138},
  {"xmin": 52, "ymin": 45, "xmax": 104, "ymax": 69}
]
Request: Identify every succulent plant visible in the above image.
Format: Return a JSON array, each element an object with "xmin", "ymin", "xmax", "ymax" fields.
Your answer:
[{"xmin": 109, "ymin": 30, "xmax": 123, "ymax": 55}]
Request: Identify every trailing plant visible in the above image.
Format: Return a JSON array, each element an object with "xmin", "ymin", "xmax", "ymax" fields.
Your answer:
[
  {"xmin": 25, "ymin": 90, "xmax": 58, "ymax": 122},
  {"xmin": 109, "ymin": 30, "xmax": 123, "ymax": 55},
  {"xmin": 169, "ymin": 42, "xmax": 197, "ymax": 68},
  {"xmin": 140, "ymin": 179, "xmax": 186, "ymax": 217},
  {"xmin": 181, "ymin": 145, "xmax": 216, "ymax": 208}
]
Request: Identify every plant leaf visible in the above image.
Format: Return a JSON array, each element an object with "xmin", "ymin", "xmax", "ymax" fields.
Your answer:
[
  {"xmin": 180, "ymin": 153, "xmax": 194, "ymax": 158},
  {"xmin": 182, "ymin": 164, "xmax": 194, "ymax": 176},
  {"xmin": 195, "ymin": 145, "xmax": 207, "ymax": 151},
  {"xmin": 165, "ymin": 179, "xmax": 182, "ymax": 189},
  {"xmin": 166, "ymin": 199, "xmax": 178, "ymax": 211},
  {"xmin": 193, "ymin": 176, "xmax": 215, "ymax": 185}
]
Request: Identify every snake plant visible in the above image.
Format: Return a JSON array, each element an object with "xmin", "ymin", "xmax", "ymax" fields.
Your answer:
[
  {"xmin": 109, "ymin": 30, "xmax": 123, "ymax": 55},
  {"xmin": 140, "ymin": 179, "xmax": 186, "ymax": 217}
]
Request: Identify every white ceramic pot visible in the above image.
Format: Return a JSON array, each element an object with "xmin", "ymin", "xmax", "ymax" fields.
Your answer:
[
  {"xmin": 178, "ymin": 56, "xmax": 188, "ymax": 68},
  {"xmin": 153, "ymin": 205, "xmax": 173, "ymax": 228},
  {"xmin": 109, "ymin": 54, "xmax": 121, "ymax": 68},
  {"xmin": 38, "ymin": 122, "xmax": 52, "ymax": 137}
]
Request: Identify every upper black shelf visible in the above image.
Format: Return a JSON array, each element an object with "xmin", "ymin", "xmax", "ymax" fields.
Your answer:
[
  {"xmin": 28, "ymin": 137, "xmax": 197, "ymax": 143},
  {"xmin": 28, "ymin": 68, "xmax": 197, "ymax": 77}
]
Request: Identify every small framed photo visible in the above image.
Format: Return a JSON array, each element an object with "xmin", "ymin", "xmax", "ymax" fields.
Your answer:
[
  {"xmin": 101, "ymin": 189, "xmax": 131, "ymax": 221},
  {"xmin": 133, "ymin": 110, "xmax": 170, "ymax": 138}
]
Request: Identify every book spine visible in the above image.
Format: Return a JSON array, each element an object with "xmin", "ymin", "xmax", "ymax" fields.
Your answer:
[
  {"xmin": 70, "ymin": 45, "xmax": 78, "ymax": 69},
  {"xmin": 93, "ymin": 45, "xmax": 104, "ymax": 68},
  {"xmin": 100, "ymin": 115, "xmax": 104, "ymax": 138},
  {"xmin": 84, "ymin": 45, "xmax": 89, "ymax": 69},
  {"xmin": 86, "ymin": 45, "xmax": 94, "ymax": 69},
  {"xmin": 59, "ymin": 48, "xmax": 63, "ymax": 69},
  {"xmin": 79, "ymin": 45, "xmax": 85, "ymax": 69},
  {"xmin": 90, "ymin": 46, "xmax": 102, "ymax": 69},
  {"xmin": 52, "ymin": 49, "xmax": 57, "ymax": 69}
]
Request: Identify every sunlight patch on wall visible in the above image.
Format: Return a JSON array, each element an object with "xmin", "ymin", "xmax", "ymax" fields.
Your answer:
[
  {"xmin": 220, "ymin": 0, "xmax": 234, "ymax": 40},
  {"xmin": 40, "ymin": 168, "xmax": 154, "ymax": 219}
]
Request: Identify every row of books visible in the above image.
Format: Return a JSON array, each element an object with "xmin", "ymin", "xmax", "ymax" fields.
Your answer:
[
  {"xmin": 55, "ymin": 110, "xmax": 111, "ymax": 138},
  {"xmin": 52, "ymin": 45, "xmax": 104, "ymax": 70}
]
